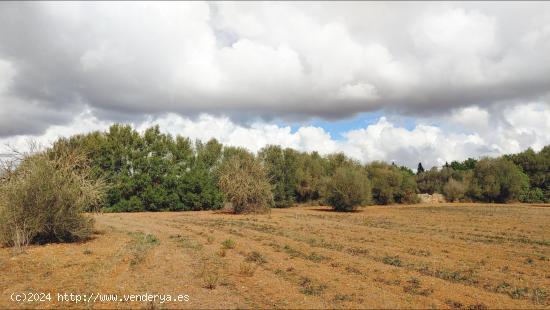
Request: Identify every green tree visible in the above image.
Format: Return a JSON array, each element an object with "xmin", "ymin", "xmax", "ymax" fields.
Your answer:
[
  {"xmin": 324, "ymin": 166, "xmax": 371, "ymax": 211},
  {"xmin": 295, "ymin": 151, "xmax": 325, "ymax": 202},
  {"xmin": 449, "ymin": 158, "xmax": 477, "ymax": 171},
  {"xmin": 196, "ymin": 138, "xmax": 223, "ymax": 168},
  {"xmin": 417, "ymin": 162, "xmax": 425, "ymax": 174},
  {"xmin": 469, "ymin": 158, "xmax": 529, "ymax": 203},
  {"xmin": 259, "ymin": 145, "xmax": 298, "ymax": 208},
  {"xmin": 506, "ymin": 147, "xmax": 550, "ymax": 202},
  {"xmin": 56, "ymin": 125, "xmax": 224, "ymax": 212},
  {"xmin": 367, "ymin": 162, "xmax": 419, "ymax": 205},
  {"xmin": 368, "ymin": 162, "xmax": 400, "ymax": 204}
]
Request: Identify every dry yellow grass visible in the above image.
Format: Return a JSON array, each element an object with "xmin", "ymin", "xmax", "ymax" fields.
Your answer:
[{"xmin": 1, "ymin": 203, "xmax": 549, "ymax": 309}]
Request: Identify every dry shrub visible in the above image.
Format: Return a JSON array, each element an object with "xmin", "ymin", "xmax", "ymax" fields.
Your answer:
[
  {"xmin": 199, "ymin": 257, "xmax": 223, "ymax": 289},
  {"xmin": 221, "ymin": 239, "xmax": 236, "ymax": 249},
  {"xmin": 239, "ymin": 262, "xmax": 257, "ymax": 276},
  {"xmin": 443, "ymin": 178, "xmax": 466, "ymax": 202},
  {"xmin": 217, "ymin": 150, "xmax": 272, "ymax": 214},
  {"xmin": 0, "ymin": 144, "xmax": 105, "ymax": 248}
]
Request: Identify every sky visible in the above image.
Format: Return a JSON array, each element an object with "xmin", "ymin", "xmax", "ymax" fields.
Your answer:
[{"xmin": 0, "ymin": 1, "xmax": 550, "ymax": 168}]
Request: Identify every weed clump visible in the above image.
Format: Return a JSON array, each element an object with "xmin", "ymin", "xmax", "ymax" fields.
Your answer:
[
  {"xmin": 532, "ymin": 288, "xmax": 548, "ymax": 305},
  {"xmin": 245, "ymin": 251, "xmax": 267, "ymax": 264},
  {"xmin": 128, "ymin": 232, "xmax": 160, "ymax": 265},
  {"xmin": 346, "ymin": 247, "xmax": 369, "ymax": 256},
  {"xmin": 203, "ymin": 272, "xmax": 219, "ymax": 289},
  {"xmin": 306, "ymin": 252, "xmax": 328, "ymax": 262},
  {"xmin": 239, "ymin": 262, "xmax": 257, "ymax": 276},
  {"xmin": 199, "ymin": 257, "xmax": 222, "ymax": 289},
  {"xmin": 403, "ymin": 277, "xmax": 433, "ymax": 296},
  {"xmin": 333, "ymin": 294, "xmax": 354, "ymax": 302},
  {"xmin": 221, "ymin": 239, "xmax": 236, "ymax": 249},
  {"xmin": 382, "ymin": 255, "xmax": 402, "ymax": 267},
  {"xmin": 407, "ymin": 248, "xmax": 431, "ymax": 257},
  {"xmin": 171, "ymin": 235, "xmax": 202, "ymax": 250},
  {"xmin": 299, "ymin": 277, "xmax": 327, "ymax": 296}
]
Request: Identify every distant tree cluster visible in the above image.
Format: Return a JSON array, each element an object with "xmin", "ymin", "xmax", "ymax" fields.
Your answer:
[
  {"xmin": 415, "ymin": 147, "xmax": 550, "ymax": 203},
  {"xmin": 53, "ymin": 125, "xmax": 550, "ymax": 210}
]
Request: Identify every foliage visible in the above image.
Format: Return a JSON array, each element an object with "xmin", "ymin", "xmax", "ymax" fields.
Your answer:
[
  {"xmin": 367, "ymin": 162, "xmax": 418, "ymax": 205},
  {"xmin": 450, "ymin": 158, "xmax": 477, "ymax": 171},
  {"xmin": 505, "ymin": 147, "xmax": 550, "ymax": 202},
  {"xmin": 520, "ymin": 188, "xmax": 545, "ymax": 203},
  {"xmin": 15, "ymin": 123, "xmax": 549, "ymax": 216},
  {"xmin": 416, "ymin": 166, "xmax": 464, "ymax": 195},
  {"xmin": 398, "ymin": 173, "xmax": 420, "ymax": 204},
  {"xmin": 324, "ymin": 165, "xmax": 372, "ymax": 211},
  {"xmin": 0, "ymin": 145, "xmax": 104, "ymax": 248},
  {"xmin": 469, "ymin": 158, "xmax": 529, "ymax": 203},
  {"xmin": 443, "ymin": 178, "xmax": 466, "ymax": 202},
  {"xmin": 295, "ymin": 151, "xmax": 325, "ymax": 202},
  {"xmin": 417, "ymin": 163, "xmax": 425, "ymax": 174},
  {"xmin": 221, "ymin": 239, "xmax": 236, "ymax": 249},
  {"xmin": 57, "ymin": 125, "xmax": 223, "ymax": 212},
  {"xmin": 217, "ymin": 149, "xmax": 273, "ymax": 214},
  {"xmin": 259, "ymin": 145, "xmax": 298, "ymax": 208}
]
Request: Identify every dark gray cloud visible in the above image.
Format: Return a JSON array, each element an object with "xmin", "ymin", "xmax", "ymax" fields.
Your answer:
[{"xmin": 0, "ymin": 2, "xmax": 550, "ymax": 138}]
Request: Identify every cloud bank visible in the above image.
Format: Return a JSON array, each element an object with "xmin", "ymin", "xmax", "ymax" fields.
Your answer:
[
  {"xmin": 2, "ymin": 102, "xmax": 549, "ymax": 169},
  {"xmin": 0, "ymin": 2, "xmax": 549, "ymax": 167}
]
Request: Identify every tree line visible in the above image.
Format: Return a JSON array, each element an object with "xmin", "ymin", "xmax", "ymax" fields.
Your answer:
[
  {"xmin": 53, "ymin": 124, "xmax": 550, "ymax": 212},
  {"xmin": 1, "ymin": 123, "xmax": 549, "ymax": 247},
  {"xmin": 49, "ymin": 124, "xmax": 424, "ymax": 212},
  {"xmin": 416, "ymin": 147, "xmax": 550, "ymax": 203}
]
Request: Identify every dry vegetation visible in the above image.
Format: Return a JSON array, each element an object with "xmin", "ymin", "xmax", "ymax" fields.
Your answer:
[
  {"xmin": 0, "ymin": 145, "xmax": 104, "ymax": 249},
  {"xmin": 1, "ymin": 203, "xmax": 549, "ymax": 309}
]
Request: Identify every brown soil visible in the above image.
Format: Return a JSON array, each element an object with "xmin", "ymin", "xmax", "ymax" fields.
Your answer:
[{"xmin": 1, "ymin": 203, "xmax": 549, "ymax": 309}]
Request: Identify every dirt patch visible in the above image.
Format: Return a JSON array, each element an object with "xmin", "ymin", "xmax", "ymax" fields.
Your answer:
[{"xmin": 418, "ymin": 193, "xmax": 446, "ymax": 203}]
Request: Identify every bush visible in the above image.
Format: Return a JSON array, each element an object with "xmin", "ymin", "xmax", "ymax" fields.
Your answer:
[
  {"xmin": 469, "ymin": 158, "xmax": 529, "ymax": 203},
  {"xmin": 172, "ymin": 163, "xmax": 223, "ymax": 211},
  {"xmin": 0, "ymin": 147, "xmax": 105, "ymax": 248},
  {"xmin": 520, "ymin": 187, "xmax": 544, "ymax": 203},
  {"xmin": 217, "ymin": 150, "xmax": 273, "ymax": 214},
  {"xmin": 324, "ymin": 166, "xmax": 371, "ymax": 211},
  {"xmin": 443, "ymin": 178, "xmax": 466, "ymax": 202},
  {"xmin": 367, "ymin": 162, "xmax": 418, "ymax": 205}
]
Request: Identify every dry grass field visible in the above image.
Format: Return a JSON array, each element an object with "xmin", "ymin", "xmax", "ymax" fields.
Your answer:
[{"xmin": 1, "ymin": 203, "xmax": 549, "ymax": 309}]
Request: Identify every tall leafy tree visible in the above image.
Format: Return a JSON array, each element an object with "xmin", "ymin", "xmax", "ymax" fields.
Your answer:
[
  {"xmin": 417, "ymin": 162, "xmax": 425, "ymax": 174},
  {"xmin": 258, "ymin": 145, "xmax": 299, "ymax": 208},
  {"xmin": 295, "ymin": 151, "xmax": 325, "ymax": 202}
]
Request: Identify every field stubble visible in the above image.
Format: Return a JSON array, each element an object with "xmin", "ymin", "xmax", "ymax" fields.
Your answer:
[{"xmin": 1, "ymin": 203, "xmax": 549, "ymax": 309}]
